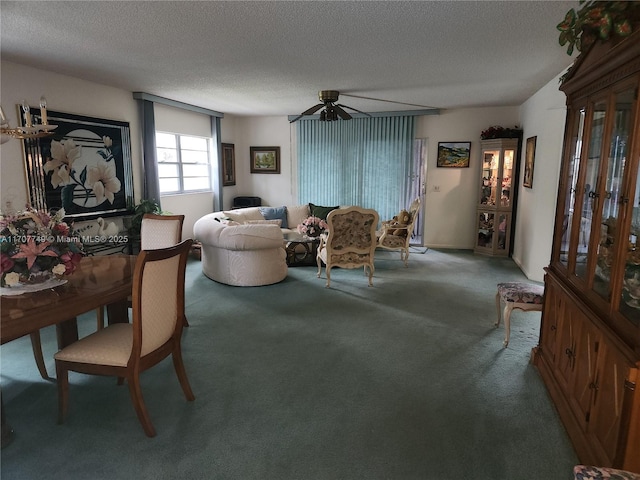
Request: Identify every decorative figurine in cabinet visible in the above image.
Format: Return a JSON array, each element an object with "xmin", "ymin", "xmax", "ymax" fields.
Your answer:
[{"xmin": 475, "ymin": 138, "xmax": 520, "ymax": 256}]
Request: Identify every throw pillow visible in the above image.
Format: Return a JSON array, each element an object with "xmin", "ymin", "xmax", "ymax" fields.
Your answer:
[
  {"xmin": 258, "ymin": 206, "xmax": 288, "ymax": 229},
  {"xmin": 244, "ymin": 219, "xmax": 283, "ymax": 227},
  {"xmin": 222, "ymin": 207, "xmax": 264, "ymax": 223},
  {"xmin": 287, "ymin": 205, "xmax": 310, "ymax": 228},
  {"xmin": 309, "ymin": 203, "xmax": 339, "ymax": 221}
]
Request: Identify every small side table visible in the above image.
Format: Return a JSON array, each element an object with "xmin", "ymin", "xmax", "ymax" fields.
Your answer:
[{"xmin": 284, "ymin": 232, "xmax": 320, "ymax": 267}]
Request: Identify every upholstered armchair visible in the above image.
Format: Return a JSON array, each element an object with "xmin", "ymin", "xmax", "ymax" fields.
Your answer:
[
  {"xmin": 377, "ymin": 198, "xmax": 421, "ymax": 266},
  {"xmin": 316, "ymin": 206, "xmax": 379, "ymax": 287}
]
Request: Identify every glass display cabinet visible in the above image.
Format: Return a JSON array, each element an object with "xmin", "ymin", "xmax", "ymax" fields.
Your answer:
[
  {"xmin": 475, "ymin": 138, "xmax": 519, "ymax": 256},
  {"xmin": 533, "ymin": 31, "xmax": 640, "ymax": 472}
]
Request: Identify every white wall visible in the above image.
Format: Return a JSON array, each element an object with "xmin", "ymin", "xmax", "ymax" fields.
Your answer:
[
  {"xmin": 417, "ymin": 108, "xmax": 520, "ymax": 249},
  {"xmin": 219, "ymin": 113, "xmax": 241, "ymax": 210},
  {"xmin": 513, "ymin": 71, "xmax": 567, "ymax": 282},
  {"xmin": 230, "ymin": 116, "xmax": 296, "ymax": 208}
]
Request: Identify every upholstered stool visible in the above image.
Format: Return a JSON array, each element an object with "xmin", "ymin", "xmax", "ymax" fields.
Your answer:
[
  {"xmin": 495, "ymin": 282, "xmax": 544, "ymax": 347},
  {"xmin": 573, "ymin": 465, "xmax": 640, "ymax": 480}
]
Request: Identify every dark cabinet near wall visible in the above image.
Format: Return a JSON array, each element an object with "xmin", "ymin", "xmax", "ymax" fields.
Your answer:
[{"xmin": 533, "ymin": 31, "xmax": 640, "ymax": 472}]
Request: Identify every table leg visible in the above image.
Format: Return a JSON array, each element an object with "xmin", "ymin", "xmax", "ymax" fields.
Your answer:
[{"xmin": 29, "ymin": 331, "xmax": 51, "ymax": 381}]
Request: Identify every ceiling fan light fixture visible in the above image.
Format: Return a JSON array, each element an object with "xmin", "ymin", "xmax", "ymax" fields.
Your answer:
[{"xmin": 290, "ymin": 90, "xmax": 373, "ymax": 123}]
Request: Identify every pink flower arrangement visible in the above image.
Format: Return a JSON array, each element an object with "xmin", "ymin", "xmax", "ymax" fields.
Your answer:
[
  {"xmin": 297, "ymin": 216, "xmax": 328, "ymax": 237},
  {"xmin": 0, "ymin": 206, "xmax": 84, "ymax": 287}
]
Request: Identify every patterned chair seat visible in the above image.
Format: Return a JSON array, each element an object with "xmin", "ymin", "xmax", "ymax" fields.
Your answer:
[
  {"xmin": 574, "ymin": 465, "xmax": 640, "ymax": 480},
  {"xmin": 495, "ymin": 282, "xmax": 544, "ymax": 347}
]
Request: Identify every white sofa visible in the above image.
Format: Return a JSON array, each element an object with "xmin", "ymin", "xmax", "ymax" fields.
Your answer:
[
  {"xmin": 199, "ymin": 205, "xmax": 312, "ymax": 235},
  {"xmin": 193, "ymin": 205, "xmax": 312, "ymax": 286}
]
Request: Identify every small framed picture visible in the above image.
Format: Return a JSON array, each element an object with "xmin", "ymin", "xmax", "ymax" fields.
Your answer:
[
  {"xmin": 437, "ymin": 142, "xmax": 471, "ymax": 168},
  {"xmin": 221, "ymin": 143, "xmax": 236, "ymax": 186},
  {"xmin": 524, "ymin": 136, "xmax": 536, "ymax": 188},
  {"xmin": 250, "ymin": 146, "xmax": 280, "ymax": 174}
]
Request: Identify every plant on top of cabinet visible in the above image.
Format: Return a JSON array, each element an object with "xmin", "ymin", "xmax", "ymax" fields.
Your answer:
[{"xmin": 557, "ymin": 1, "xmax": 640, "ymax": 56}]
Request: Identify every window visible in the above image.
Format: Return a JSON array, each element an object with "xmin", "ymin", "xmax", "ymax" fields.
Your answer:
[
  {"xmin": 156, "ymin": 132, "xmax": 211, "ymax": 194},
  {"xmin": 297, "ymin": 116, "xmax": 416, "ymax": 223}
]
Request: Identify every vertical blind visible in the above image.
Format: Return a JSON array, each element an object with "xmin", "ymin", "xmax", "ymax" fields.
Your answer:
[{"xmin": 297, "ymin": 115, "xmax": 415, "ymax": 223}]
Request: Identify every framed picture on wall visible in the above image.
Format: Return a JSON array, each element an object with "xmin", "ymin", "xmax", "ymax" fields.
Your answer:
[
  {"xmin": 19, "ymin": 107, "xmax": 134, "ymax": 220},
  {"xmin": 524, "ymin": 136, "xmax": 537, "ymax": 188},
  {"xmin": 250, "ymin": 146, "xmax": 280, "ymax": 174},
  {"xmin": 437, "ymin": 142, "xmax": 471, "ymax": 168},
  {"xmin": 222, "ymin": 143, "xmax": 236, "ymax": 186}
]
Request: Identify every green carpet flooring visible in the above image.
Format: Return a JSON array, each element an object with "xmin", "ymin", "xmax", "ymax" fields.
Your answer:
[{"xmin": 0, "ymin": 249, "xmax": 578, "ymax": 479}]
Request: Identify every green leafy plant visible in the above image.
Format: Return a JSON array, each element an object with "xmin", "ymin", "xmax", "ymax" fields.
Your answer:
[
  {"xmin": 480, "ymin": 126, "xmax": 522, "ymax": 140},
  {"xmin": 128, "ymin": 199, "xmax": 161, "ymax": 237},
  {"xmin": 557, "ymin": 1, "xmax": 639, "ymax": 56}
]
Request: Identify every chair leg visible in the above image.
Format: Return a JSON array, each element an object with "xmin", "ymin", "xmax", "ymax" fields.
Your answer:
[
  {"xmin": 172, "ymin": 342, "xmax": 195, "ymax": 401},
  {"xmin": 365, "ymin": 265, "xmax": 374, "ymax": 287},
  {"xmin": 56, "ymin": 361, "xmax": 69, "ymax": 424},
  {"xmin": 127, "ymin": 373, "xmax": 156, "ymax": 437},
  {"xmin": 401, "ymin": 248, "xmax": 409, "ymax": 267},
  {"xmin": 494, "ymin": 292, "xmax": 502, "ymax": 327},
  {"xmin": 503, "ymin": 304, "xmax": 513, "ymax": 348},
  {"xmin": 182, "ymin": 316, "xmax": 190, "ymax": 328},
  {"xmin": 29, "ymin": 331, "xmax": 51, "ymax": 380},
  {"xmin": 325, "ymin": 266, "xmax": 331, "ymax": 288}
]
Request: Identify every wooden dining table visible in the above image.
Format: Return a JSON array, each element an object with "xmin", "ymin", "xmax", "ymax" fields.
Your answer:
[
  {"xmin": 1, "ymin": 254, "xmax": 137, "ymax": 447},
  {"xmin": 1, "ymin": 254, "xmax": 136, "ymax": 347}
]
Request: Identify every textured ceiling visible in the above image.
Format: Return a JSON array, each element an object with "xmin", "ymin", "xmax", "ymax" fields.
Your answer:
[{"xmin": 0, "ymin": 1, "xmax": 577, "ymax": 117}]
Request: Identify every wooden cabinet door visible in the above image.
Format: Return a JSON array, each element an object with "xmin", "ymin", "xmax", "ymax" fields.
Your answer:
[
  {"xmin": 540, "ymin": 279, "xmax": 561, "ymax": 365},
  {"xmin": 569, "ymin": 318, "xmax": 601, "ymax": 432},
  {"xmin": 555, "ymin": 298, "xmax": 581, "ymax": 394},
  {"xmin": 587, "ymin": 341, "xmax": 636, "ymax": 466}
]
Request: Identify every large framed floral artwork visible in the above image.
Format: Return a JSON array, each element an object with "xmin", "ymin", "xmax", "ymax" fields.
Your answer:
[{"xmin": 20, "ymin": 108, "xmax": 134, "ymax": 220}]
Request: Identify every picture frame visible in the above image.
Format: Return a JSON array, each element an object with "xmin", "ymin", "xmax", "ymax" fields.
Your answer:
[
  {"xmin": 524, "ymin": 136, "xmax": 537, "ymax": 188},
  {"xmin": 437, "ymin": 142, "xmax": 471, "ymax": 168},
  {"xmin": 250, "ymin": 146, "xmax": 280, "ymax": 174},
  {"xmin": 20, "ymin": 107, "xmax": 134, "ymax": 220},
  {"xmin": 221, "ymin": 143, "xmax": 236, "ymax": 186}
]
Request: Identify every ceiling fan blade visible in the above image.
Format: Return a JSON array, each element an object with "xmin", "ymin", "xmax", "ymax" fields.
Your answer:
[
  {"xmin": 289, "ymin": 103, "xmax": 326, "ymax": 123},
  {"xmin": 301, "ymin": 103, "xmax": 325, "ymax": 116},
  {"xmin": 336, "ymin": 103, "xmax": 371, "ymax": 117},
  {"xmin": 333, "ymin": 104, "xmax": 352, "ymax": 120},
  {"xmin": 341, "ymin": 93, "xmax": 437, "ymax": 109}
]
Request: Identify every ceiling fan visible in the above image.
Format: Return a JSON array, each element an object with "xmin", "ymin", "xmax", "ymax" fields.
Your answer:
[
  {"xmin": 289, "ymin": 90, "xmax": 368, "ymax": 123},
  {"xmin": 289, "ymin": 90, "xmax": 437, "ymax": 123}
]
